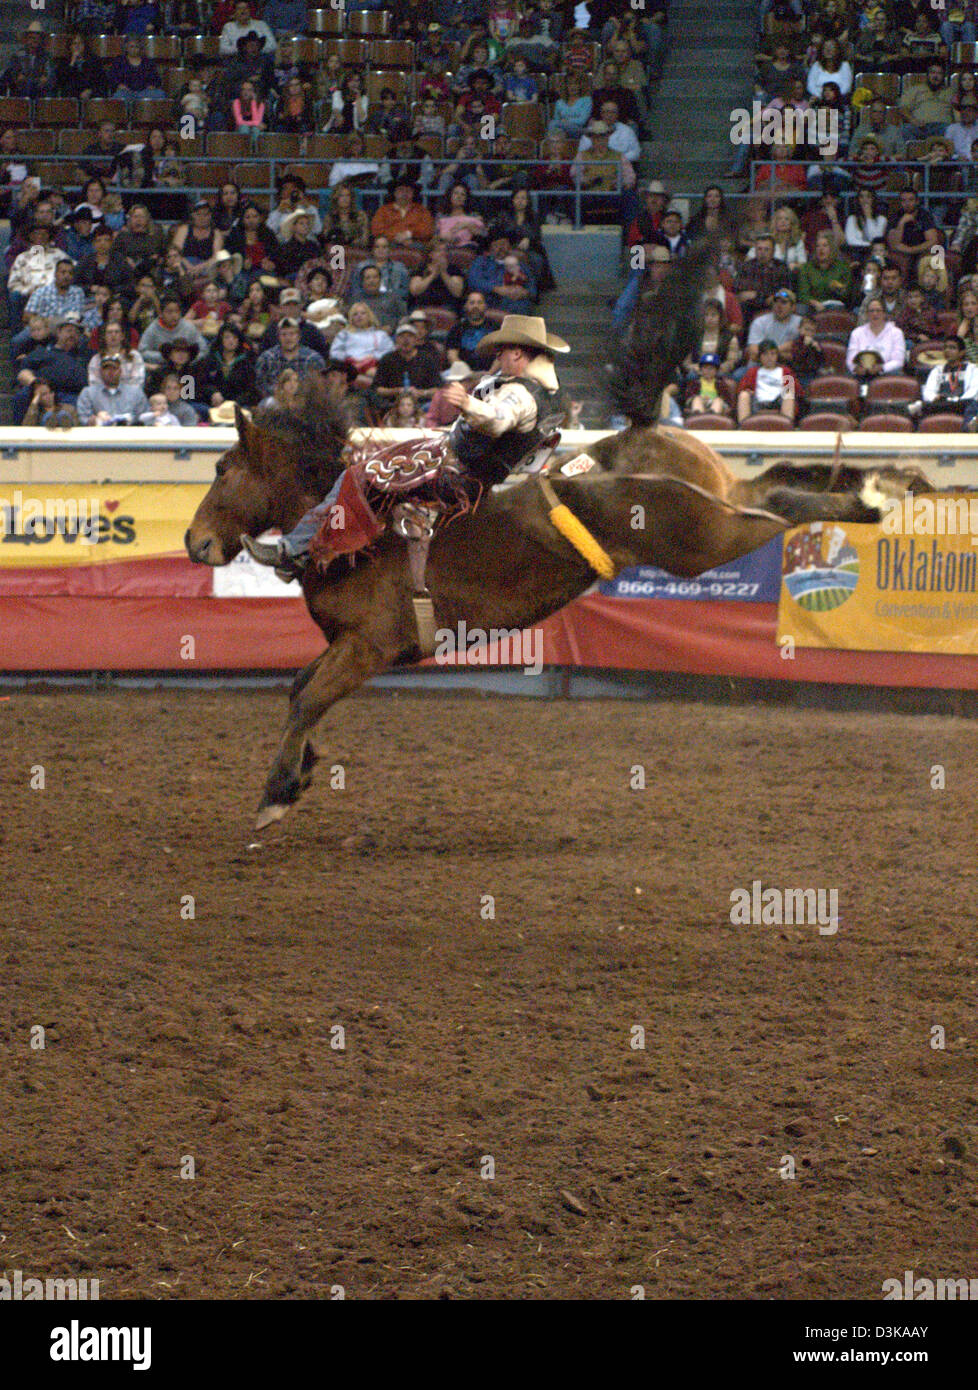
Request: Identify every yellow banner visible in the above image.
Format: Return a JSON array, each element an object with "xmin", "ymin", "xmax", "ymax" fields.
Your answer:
[
  {"xmin": 777, "ymin": 500, "xmax": 978, "ymax": 654},
  {"xmin": 0, "ymin": 485, "xmax": 207, "ymax": 566}
]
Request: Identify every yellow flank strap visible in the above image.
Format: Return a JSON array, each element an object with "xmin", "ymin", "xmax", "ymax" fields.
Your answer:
[{"xmin": 538, "ymin": 476, "xmax": 617, "ymax": 580}]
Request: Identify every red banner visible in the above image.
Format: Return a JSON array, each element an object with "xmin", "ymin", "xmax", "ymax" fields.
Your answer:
[{"xmin": 2, "ymin": 591, "xmax": 978, "ymax": 687}]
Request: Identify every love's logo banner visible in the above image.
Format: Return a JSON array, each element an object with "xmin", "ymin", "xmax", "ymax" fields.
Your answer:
[{"xmin": 0, "ymin": 485, "xmax": 207, "ymax": 566}]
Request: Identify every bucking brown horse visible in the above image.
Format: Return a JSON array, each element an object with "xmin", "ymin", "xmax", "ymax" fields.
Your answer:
[{"xmin": 185, "ymin": 247, "xmax": 920, "ymax": 829}]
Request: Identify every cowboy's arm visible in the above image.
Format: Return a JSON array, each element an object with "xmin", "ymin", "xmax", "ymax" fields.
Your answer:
[{"xmin": 454, "ymin": 380, "xmax": 537, "ymax": 435}]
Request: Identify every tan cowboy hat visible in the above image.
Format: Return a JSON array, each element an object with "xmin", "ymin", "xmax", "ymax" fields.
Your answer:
[
  {"xmin": 209, "ymin": 401, "xmax": 238, "ymax": 424},
  {"xmin": 215, "ymin": 249, "xmax": 243, "ymax": 276},
  {"xmin": 279, "ymin": 207, "xmax": 313, "ymax": 237},
  {"xmin": 441, "ymin": 359, "xmax": 475, "ymax": 381},
  {"xmin": 478, "ymin": 314, "xmax": 570, "ymax": 356},
  {"xmin": 304, "ymin": 296, "xmax": 341, "ymax": 323}
]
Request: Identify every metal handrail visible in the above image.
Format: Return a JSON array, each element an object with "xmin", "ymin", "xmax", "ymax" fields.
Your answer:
[
  {"xmin": 748, "ymin": 156, "xmax": 978, "ymax": 209},
  {"xmin": 22, "ymin": 153, "xmax": 626, "ymax": 229}
]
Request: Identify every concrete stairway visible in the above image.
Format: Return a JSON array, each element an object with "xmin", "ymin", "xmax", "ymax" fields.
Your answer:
[
  {"xmin": 543, "ymin": 276, "xmax": 620, "ymax": 429},
  {"xmin": 641, "ymin": 0, "xmax": 755, "ymax": 193}
]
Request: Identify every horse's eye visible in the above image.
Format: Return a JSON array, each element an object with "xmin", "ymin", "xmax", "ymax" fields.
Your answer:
[{"xmin": 215, "ymin": 463, "xmax": 227, "ymax": 478}]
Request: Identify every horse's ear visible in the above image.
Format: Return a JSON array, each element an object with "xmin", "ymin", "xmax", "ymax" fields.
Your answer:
[{"xmin": 234, "ymin": 403, "xmax": 252, "ymax": 449}]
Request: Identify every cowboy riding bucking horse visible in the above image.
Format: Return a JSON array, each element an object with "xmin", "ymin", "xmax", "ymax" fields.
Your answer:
[{"xmin": 240, "ymin": 313, "xmax": 570, "ymax": 580}]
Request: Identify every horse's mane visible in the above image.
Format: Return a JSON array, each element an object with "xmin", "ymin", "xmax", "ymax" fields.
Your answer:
[
  {"xmin": 254, "ymin": 375, "xmax": 351, "ymax": 496},
  {"xmin": 608, "ymin": 237, "xmax": 718, "ymax": 428}
]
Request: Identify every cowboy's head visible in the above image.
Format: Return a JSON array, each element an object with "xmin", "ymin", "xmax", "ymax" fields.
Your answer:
[{"xmin": 477, "ymin": 314, "xmax": 569, "ymax": 387}]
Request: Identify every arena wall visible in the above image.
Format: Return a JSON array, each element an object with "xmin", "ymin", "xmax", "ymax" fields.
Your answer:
[{"xmin": 2, "ymin": 430, "xmax": 977, "ymax": 689}]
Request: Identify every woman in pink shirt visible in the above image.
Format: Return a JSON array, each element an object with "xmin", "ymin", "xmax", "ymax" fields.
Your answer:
[
  {"xmin": 435, "ymin": 183, "xmax": 487, "ymax": 249},
  {"xmin": 846, "ymin": 297, "xmax": 907, "ymax": 376},
  {"xmin": 233, "ymin": 80, "xmax": 266, "ymax": 133}
]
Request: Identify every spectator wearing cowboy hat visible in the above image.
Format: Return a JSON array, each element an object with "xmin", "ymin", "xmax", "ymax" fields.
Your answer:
[
  {"xmin": 266, "ymin": 174, "xmax": 322, "ymax": 240},
  {"xmin": 626, "ymin": 179, "xmax": 669, "ymax": 246},
  {"xmin": 61, "ymin": 205, "xmax": 98, "ymax": 263},
  {"xmin": 138, "ymin": 295, "xmax": 208, "ymax": 365},
  {"xmin": 406, "ymin": 308, "xmax": 443, "ymax": 373},
  {"xmin": 426, "ymin": 358, "xmax": 477, "ymax": 426},
  {"xmin": 219, "ymin": 1, "xmax": 276, "ymax": 55},
  {"xmin": 467, "ymin": 227, "xmax": 537, "ymax": 315},
  {"xmin": 241, "ymin": 311, "xmax": 570, "ymax": 571},
  {"xmin": 370, "ymin": 178, "xmax": 435, "ymax": 247},
  {"xmin": 272, "ymin": 208, "xmax": 322, "ymax": 278},
  {"xmin": 323, "ymin": 356, "xmax": 368, "ymax": 425},
  {"xmin": 576, "ymin": 100, "xmax": 641, "ymax": 163},
  {"xmin": 7, "ymin": 224, "xmax": 70, "ymax": 328},
  {"xmin": 0, "ymin": 20, "xmax": 55, "ymax": 99},
  {"xmin": 157, "ymin": 337, "xmax": 202, "ymax": 393},
  {"xmin": 570, "ymin": 121, "xmax": 636, "ymax": 208},
  {"xmin": 611, "ymin": 243, "xmax": 672, "ymax": 330}
]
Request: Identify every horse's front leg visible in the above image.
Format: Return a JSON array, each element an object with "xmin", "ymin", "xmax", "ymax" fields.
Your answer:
[{"xmin": 256, "ymin": 629, "xmax": 400, "ymax": 829}]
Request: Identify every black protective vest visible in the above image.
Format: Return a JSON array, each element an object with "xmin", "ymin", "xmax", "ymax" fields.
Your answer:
[{"xmin": 449, "ymin": 373, "xmax": 561, "ymax": 486}]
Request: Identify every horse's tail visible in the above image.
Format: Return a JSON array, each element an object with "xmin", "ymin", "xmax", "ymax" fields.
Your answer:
[{"xmin": 608, "ymin": 237, "xmax": 718, "ymax": 428}]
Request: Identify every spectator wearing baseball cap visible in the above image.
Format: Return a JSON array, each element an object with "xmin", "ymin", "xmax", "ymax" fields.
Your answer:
[
  {"xmin": 13, "ymin": 315, "xmax": 89, "ymax": 423},
  {"xmin": 370, "ymin": 319, "xmax": 443, "ymax": 416},
  {"xmin": 687, "ymin": 353, "xmax": 731, "ymax": 417},
  {"xmin": 746, "ymin": 288, "xmax": 802, "ymax": 363},
  {"xmin": 254, "ymin": 315, "xmax": 326, "ymax": 399},
  {"xmin": 255, "ymin": 286, "xmax": 330, "ymax": 355}
]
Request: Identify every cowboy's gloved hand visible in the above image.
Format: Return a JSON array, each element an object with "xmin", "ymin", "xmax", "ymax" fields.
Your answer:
[{"xmin": 443, "ymin": 383, "xmax": 470, "ymax": 410}]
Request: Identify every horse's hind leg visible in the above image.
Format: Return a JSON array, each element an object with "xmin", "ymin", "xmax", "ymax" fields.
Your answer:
[{"xmin": 256, "ymin": 631, "xmax": 397, "ymax": 830}]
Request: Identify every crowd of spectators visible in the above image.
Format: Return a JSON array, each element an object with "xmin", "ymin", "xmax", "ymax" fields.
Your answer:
[
  {"xmin": 611, "ymin": 1, "xmax": 978, "ymax": 432},
  {"xmin": 0, "ymin": 1, "xmax": 669, "ymax": 428}
]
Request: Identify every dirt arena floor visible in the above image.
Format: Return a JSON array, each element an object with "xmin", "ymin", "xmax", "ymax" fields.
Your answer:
[{"xmin": 2, "ymin": 688, "xmax": 977, "ymax": 1300}]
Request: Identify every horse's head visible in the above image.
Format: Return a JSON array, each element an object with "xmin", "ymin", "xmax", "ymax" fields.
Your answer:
[{"xmin": 185, "ymin": 381, "xmax": 349, "ymax": 566}]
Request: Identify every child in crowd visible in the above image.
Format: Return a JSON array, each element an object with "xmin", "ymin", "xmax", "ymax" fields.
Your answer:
[
  {"xmin": 140, "ymin": 393, "xmax": 182, "ymax": 426},
  {"xmin": 686, "ymin": 353, "xmax": 728, "ymax": 415}
]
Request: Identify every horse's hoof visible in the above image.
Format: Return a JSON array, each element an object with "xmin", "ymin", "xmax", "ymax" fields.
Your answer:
[{"xmin": 255, "ymin": 803, "xmax": 290, "ymax": 830}]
